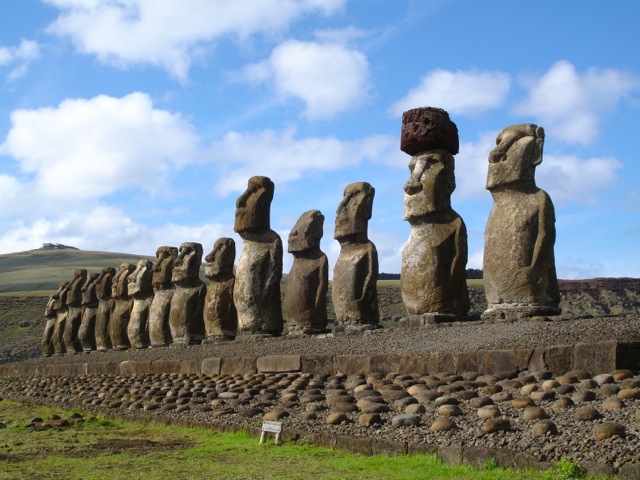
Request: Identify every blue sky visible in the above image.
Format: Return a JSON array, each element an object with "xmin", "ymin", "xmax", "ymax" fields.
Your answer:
[{"xmin": 0, "ymin": 0, "xmax": 639, "ymax": 279}]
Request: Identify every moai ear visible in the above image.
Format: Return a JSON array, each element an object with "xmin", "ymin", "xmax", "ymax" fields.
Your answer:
[{"xmin": 533, "ymin": 126, "xmax": 545, "ymax": 166}]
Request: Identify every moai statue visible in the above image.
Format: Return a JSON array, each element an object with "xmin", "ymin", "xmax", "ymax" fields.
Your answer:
[
  {"xmin": 332, "ymin": 182, "xmax": 380, "ymax": 329},
  {"xmin": 52, "ymin": 282, "xmax": 70, "ymax": 355},
  {"xmin": 41, "ymin": 283, "xmax": 66, "ymax": 356},
  {"xmin": 233, "ymin": 176, "xmax": 283, "ymax": 336},
  {"xmin": 95, "ymin": 267, "xmax": 116, "ymax": 351},
  {"xmin": 149, "ymin": 246, "xmax": 178, "ymax": 347},
  {"xmin": 63, "ymin": 269, "xmax": 87, "ymax": 353},
  {"xmin": 283, "ymin": 210, "xmax": 329, "ymax": 334},
  {"xmin": 169, "ymin": 242, "xmax": 206, "ymax": 344},
  {"xmin": 78, "ymin": 272, "xmax": 100, "ymax": 352},
  {"xmin": 400, "ymin": 107, "xmax": 470, "ymax": 322},
  {"xmin": 203, "ymin": 238, "xmax": 237, "ymax": 342},
  {"xmin": 109, "ymin": 263, "xmax": 135, "ymax": 349},
  {"xmin": 482, "ymin": 123, "xmax": 561, "ymax": 321},
  {"xmin": 127, "ymin": 259, "xmax": 154, "ymax": 348}
]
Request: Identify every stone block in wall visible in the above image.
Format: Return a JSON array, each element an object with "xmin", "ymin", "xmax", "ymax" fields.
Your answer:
[
  {"xmin": 120, "ymin": 360, "xmax": 151, "ymax": 375},
  {"xmin": 544, "ymin": 345, "xmax": 573, "ymax": 376},
  {"xmin": 477, "ymin": 350, "xmax": 517, "ymax": 374},
  {"xmin": 454, "ymin": 351, "xmax": 479, "ymax": 373},
  {"xmin": 438, "ymin": 445, "xmax": 463, "ymax": 465},
  {"xmin": 150, "ymin": 360, "xmax": 182, "ymax": 374},
  {"xmin": 257, "ymin": 355, "xmax": 302, "ymax": 373},
  {"xmin": 334, "ymin": 435, "xmax": 373, "ymax": 456},
  {"xmin": 369, "ymin": 355, "xmax": 401, "ymax": 375},
  {"xmin": 617, "ymin": 341, "xmax": 640, "ymax": 372},
  {"xmin": 180, "ymin": 359, "xmax": 201, "ymax": 374},
  {"xmin": 301, "ymin": 355, "xmax": 335, "ymax": 375},
  {"xmin": 398, "ymin": 354, "xmax": 431, "ymax": 375},
  {"xmin": 574, "ymin": 341, "xmax": 617, "ymax": 375},
  {"xmin": 428, "ymin": 351, "xmax": 456, "ymax": 374},
  {"xmin": 201, "ymin": 357, "xmax": 222, "ymax": 376},
  {"xmin": 462, "ymin": 446, "xmax": 515, "ymax": 468},
  {"xmin": 369, "ymin": 438, "xmax": 407, "ymax": 456},
  {"xmin": 44, "ymin": 363, "xmax": 85, "ymax": 376},
  {"xmin": 515, "ymin": 349, "xmax": 534, "ymax": 371},
  {"xmin": 221, "ymin": 357, "xmax": 257, "ymax": 375},
  {"xmin": 85, "ymin": 362, "xmax": 119, "ymax": 376},
  {"xmin": 528, "ymin": 348, "xmax": 547, "ymax": 373},
  {"xmin": 335, "ymin": 356, "xmax": 369, "ymax": 375}
]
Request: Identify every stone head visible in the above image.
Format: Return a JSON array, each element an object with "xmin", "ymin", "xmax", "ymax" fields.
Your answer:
[
  {"xmin": 128, "ymin": 259, "xmax": 153, "ymax": 297},
  {"xmin": 52, "ymin": 281, "xmax": 70, "ymax": 310},
  {"xmin": 288, "ymin": 210, "xmax": 324, "ymax": 254},
  {"xmin": 234, "ymin": 176, "xmax": 275, "ymax": 234},
  {"xmin": 172, "ymin": 242, "xmax": 203, "ymax": 283},
  {"xmin": 401, "ymin": 107, "xmax": 459, "ymax": 156},
  {"xmin": 486, "ymin": 123, "xmax": 545, "ymax": 191},
  {"xmin": 334, "ymin": 182, "xmax": 375, "ymax": 242},
  {"xmin": 81, "ymin": 272, "xmax": 100, "ymax": 305},
  {"xmin": 112, "ymin": 263, "xmax": 135, "ymax": 298},
  {"xmin": 403, "ymin": 149, "xmax": 455, "ymax": 222},
  {"xmin": 152, "ymin": 246, "xmax": 178, "ymax": 288},
  {"xmin": 67, "ymin": 269, "xmax": 88, "ymax": 306},
  {"xmin": 96, "ymin": 267, "xmax": 116, "ymax": 300},
  {"xmin": 205, "ymin": 238, "xmax": 236, "ymax": 278}
]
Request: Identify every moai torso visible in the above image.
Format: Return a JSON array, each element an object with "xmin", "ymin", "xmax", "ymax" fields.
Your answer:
[
  {"xmin": 482, "ymin": 123, "xmax": 560, "ymax": 320},
  {"xmin": 109, "ymin": 263, "xmax": 135, "ymax": 349},
  {"xmin": 127, "ymin": 259, "xmax": 153, "ymax": 348},
  {"xmin": 399, "ymin": 108, "xmax": 469, "ymax": 319},
  {"xmin": 41, "ymin": 285, "xmax": 63, "ymax": 356},
  {"xmin": 169, "ymin": 242, "xmax": 206, "ymax": 344},
  {"xmin": 332, "ymin": 182, "xmax": 380, "ymax": 328},
  {"xmin": 95, "ymin": 267, "xmax": 116, "ymax": 351},
  {"xmin": 78, "ymin": 272, "xmax": 99, "ymax": 352},
  {"xmin": 283, "ymin": 210, "xmax": 328, "ymax": 333},
  {"xmin": 233, "ymin": 176, "xmax": 283, "ymax": 336},
  {"xmin": 63, "ymin": 269, "xmax": 87, "ymax": 353},
  {"xmin": 52, "ymin": 282, "xmax": 70, "ymax": 355},
  {"xmin": 203, "ymin": 238, "xmax": 237, "ymax": 341},
  {"xmin": 149, "ymin": 246, "xmax": 177, "ymax": 347}
]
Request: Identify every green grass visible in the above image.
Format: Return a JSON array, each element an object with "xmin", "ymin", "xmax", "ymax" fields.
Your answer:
[{"xmin": 0, "ymin": 399, "xmax": 572, "ymax": 480}]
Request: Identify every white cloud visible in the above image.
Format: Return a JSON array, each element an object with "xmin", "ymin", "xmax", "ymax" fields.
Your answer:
[
  {"xmin": 0, "ymin": 92, "xmax": 200, "ymax": 202},
  {"xmin": 44, "ymin": 0, "xmax": 345, "ymax": 81},
  {"xmin": 516, "ymin": 60, "xmax": 640, "ymax": 145},
  {"xmin": 237, "ymin": 39, "xmax": 371, "ymax": 119},
  {"xmin": 210, "ymin": 128, "xmax": 395, "ymax": 195},
  {"xmin": 390, "ymin": 69, "xmax": 511, "ymax": 116},
  {"xmin": 0, "ymin": 39, "xmax": 39, "ymax": 81},
  {"xmin": 453, "ymin": 132, "xmax": 496, "ymax": 200}
]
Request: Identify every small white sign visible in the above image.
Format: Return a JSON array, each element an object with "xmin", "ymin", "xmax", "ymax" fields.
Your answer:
[{"xmin": 260, "ymin": 420, "xmax": 283, "ymax": 444}]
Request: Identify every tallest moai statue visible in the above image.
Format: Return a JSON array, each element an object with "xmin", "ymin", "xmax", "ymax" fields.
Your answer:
[
  {"xmin": 400, "ymin": 107, "xmax": 470, "ymax": 322},
  {"xmin": 482, "ymin": 123, "xmax": 561, "ymax": 321}
]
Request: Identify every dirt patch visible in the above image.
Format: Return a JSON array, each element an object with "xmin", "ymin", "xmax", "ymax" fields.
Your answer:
[{"xmin": 73, "ymin": 437, "xmax": 194, "ymax": 457}]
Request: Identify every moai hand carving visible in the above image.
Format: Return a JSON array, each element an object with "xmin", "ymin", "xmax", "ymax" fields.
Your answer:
[
  {"xmin": 400, "ymin": 107, "xmax": 470, "ymax": 322},
  {"xmin": 233, "ymin": 176, "xmax": 284, "ymax": 336},
  {"xmin": 41, "ymin": 283, "xmax": 66, "ymax": 356},
  {"xmin": 109, "ymin": 263, "xmax": 135, "ymax": 350},
  {"xmin": 127, "ymin": 259, "xmax": 153, "ymax": 348},
  {"xmin": 203, "ymin": 238, "xmax": 237, "ymax": 342},
  {"xmin": 149, "ymin": 246, "xmax": 178, "ymax": 347},
  {"xmin": 284, "ymin": 210, "xmax": 328, "ymax": 334},
  {"xmin": 95, "ymin": 266, "xmax": 116, "ymax": 351},
  {"xmin": 169, "ymin": 242, "xmax": 206, "ymax": 344},
  {"xmin": 482, "ymin": 123, "xmax": 561, "ymax": 321},
  {"xmin": 332, "ymin": 182, "xmax": 380, "ymax": 329},
  {"xmin": 63, "ymin": 269, "xmax": 87, "ymax": 353},
  {"xmin": 78, "ymin": 272, "xmax": 99, "ymax": 352},
  {"xmin": 52, "ymin": 282, "xmax": 69, "ymax": 355}
]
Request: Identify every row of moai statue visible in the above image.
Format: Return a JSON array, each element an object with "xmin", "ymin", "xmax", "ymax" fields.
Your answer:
[{"xmin": 41, "ymin": 106, "xmax": 561, "ymax": 355}]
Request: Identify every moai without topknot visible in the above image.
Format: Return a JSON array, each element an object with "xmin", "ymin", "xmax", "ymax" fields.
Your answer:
[
  {"xmin": 203, "ymin": 238, "xmax": 237, "ymax": 342},
  {"xmin": 482, "ymin": 123, "xmax": 561, "ymax": 321},
  {"xmin": 109, "ymin": 263, "xmax": 135, "ymax": 350},
  {"xmin": 233, "ymin": 176, "xmax": 284, "ymax": 336},
  {"xmin": 78, "ymin": 272, "xmax": 99, "ymax": 352},
  {"xmin": 41, "ymin": 283, "xmax": 66, "ymax": 356},
  {"xmin": 127, "ymin": 259, "xmax": 154, "ymax": 348},
  {"xmin": 52, "ymin": 281, "xmax": 70, "ymax": 355},
  {"xmin": 284, "ymin": 210, "xmax": 329, "ymax": 334},
  {"xmin": 149, "ymin": 246, "xmax": 178, "ymax": 347},
  {"xmin": 332, "ymin": 182, "xmax": 380, "ymax": 330},
  {"xmin": 63, "ymin": 269, "xmax": 87, "ymax": 353},
  {"xmin": 169, "ymin": 242, "xmax": 206, "ymax": 344},
  {"xmin": 95, "ymin": 266, "xmax": 116, "ymax": 351},
  {"xmin": 400, "ymin": 107, "xmax": 470, "ymax": 322}
]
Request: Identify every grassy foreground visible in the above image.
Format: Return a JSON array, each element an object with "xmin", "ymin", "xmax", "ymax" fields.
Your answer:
[{"xmin": 0, "ymin": 400, "xmax": 603, "ymax": 480}]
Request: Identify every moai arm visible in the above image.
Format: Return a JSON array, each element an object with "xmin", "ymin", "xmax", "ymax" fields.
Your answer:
[
  {"xmin": 265, "ymin": 235, "xmax": 283, "ymax": 297},
  {"xmin": 359, "ymin": 243, "xmax": 378, "ymax": 307},
  {"xmin": 315, "ymin": 254, "xmax": 329, "ymax": 313},
  {"xmin": 530, "ymin": 191, "xmax": 556, "ymax": 272},
  {"xmin": 451, "ymin": 217, "xmax": 468, "ymax": 283}
]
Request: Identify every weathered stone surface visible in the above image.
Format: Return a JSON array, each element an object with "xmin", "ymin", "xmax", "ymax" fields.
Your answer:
[
  {"xmin": 119, "ymin": 360, "xmax": 151, "ymax": 375},
  {"xmin": 42, "ymin": 283, "xmax": 66, "ymax": 356},
  {"xmin": 301, "ymin": 355, "xmax": 335, "ymax": 375},
  {"xmin": 221, "ymin": 357, "xmax": 257, "ymax": 376},
  {"xmin": 522, "ymin": 406, "xmax": 548, "ymax": 421},
  {"xmin": 594, "ymin": 422, "xmax": 625, "ymax": 440},
  {"xmin": 482, "ymin": 123, "xmax": 560, "ymax": 321},
  {"xmin": 169, "ymin": 242, "xmax": 206, "ymax": 344},
  {"xmin": 574, "ymin": 406, "xmax": 600, "ymax": 421},
  {"xmin": 477, "ymin": 405, "xmax": 500, "ymax": 419},
  {"xmin": 431, "ymin": 416, "xmax": 457, "ymax": 432},
  {"xmin": 391, "ymin": 414, "xmax": 421, "ymax": 428},
  {"xmin": 545, "ymin": 345, "xmax": 574, "ymax": 376},
  {"xmin": 234, "ymin": 176, "xmax": 283, "ymax": 335},
  {"xmin": 617, "ymin": 388, "xmax": 640, "ymax": 400},
  {"xmin": 201, "ymin": 357, "xmax": 222, "ymax": 376},
  {"xmin": 574, "ymin": 341, "xmax": 618, "ymax": 375},
  {"xmin": 477, "ymin": 350, "xmax": 517, "ymax": 374},
  {"xmin": 400, "ymin": 109, "xmax": 469, "ymax": 318},
  {"xmin": 257, "ymin": 355, "xmax": 302, "ymax": 373},
  {"xmin": 326, "ymin": 413, "xmax": 349, "ymax": 425},
  {"xmin": 481, "ymin": 418, "xmax": 511, "ymax": 433},
  {"xmin": 63, "ymin": 269, "xmax": 87, "ymax": 353},
  {"xmin": 332, "ymin": 182, "xmax": 379, "ymax": 327},
  {"xmin": 284, "ymin": 210, "xmax": 329, "ymax": 334},
  {"xmin": 78, "ymin": 272, "xmax": 99, "ymax": 352},
  {"xmin": 95, "ymin": 267, "xmax": 115, "ymax": 351},
  {"xmin": 149, "ymin": 246, "xmax": 177, "ymax": 347},
  {"xmin": 109, "ymin": 263, "xmax": 135, "ymax": 350},
  {"xmin": 400, "ymin": 107, "xmax": 459, "ymax": 156},
  {"xmin": 127, "ymin": 259, "xmax": 153, "ymax": 349},
  {"xmin": 203, "ymin": 238, "xmax": 237, "ymax": 341}
]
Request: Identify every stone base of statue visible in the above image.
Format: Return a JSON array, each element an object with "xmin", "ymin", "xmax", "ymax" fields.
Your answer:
[
  {"xmin": 481, "ymin": 303, "xmax": 562, "ymax": 322},
  {"xmin": 400, "ymin": 312, "xmax": 469, "ymax": 328},
  {"xmin": 332, "ymin": 321, "xmax": 381, "ymax": 335},
  {"xmin": 235, "ymin": 331, "xmax": 278, "ymax": 341},
  {"xmin": 287, "ymin": 324, "xmax": 330, "ymax": 336},
  {"xmin": 202, "ymin": 335, "xmax": 235, "ymax": 344}
]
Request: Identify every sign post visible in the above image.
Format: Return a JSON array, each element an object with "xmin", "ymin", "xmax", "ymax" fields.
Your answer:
[{"xmin": 260, "ymin": 420, "xmax": 283, "ymax": 445}]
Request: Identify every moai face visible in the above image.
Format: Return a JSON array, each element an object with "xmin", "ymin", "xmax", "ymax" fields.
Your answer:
[
  {"xmin": 81, "ymin": 272, "xmax": 100, "ymax": 305},
  {"xmin": 152, "ymin": 246, "xmax": 178, "ymax": 288},
  {"xmin": 52, "ymin": 282, "xmax": 70, "ymax": 310},
  {"xmin": 128, "ymin": 259, "xmax": 153, "ymax": 297},
  {"xmin": 234, "ymin": 176, "xmax": 275, "ymax": 234},
  {"xmin": 334, "ymin": 182, "xmax": 374, "ymax": 242},
  {"xmin": 403, "ymin": 149, "xmax": 455, "ymax": 222},
  {"xmin": 205, "ymin": 238, "xmax": 235, "ymax": 278},
  {"xmin": 288, "ymin": 210, "xmax": 324, "ymax": 254},
  {"xmin": 96, "ymin": 267, "xmax": 116, "ymax": 300},
  {"xmin": 112, "ymin": 263, "xmax": 135, "ymax": 298},
  {"xmin": 486, "ymin": 123, "xmax": 544, "ymax": 191},
  {"xmin": 172, "ymin": 242, "xmax": 203, "ymax": 283}
]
